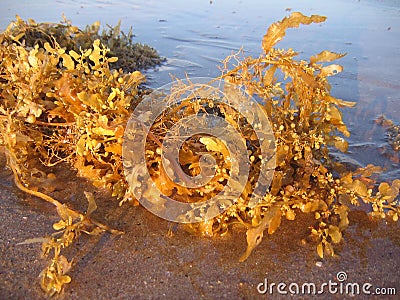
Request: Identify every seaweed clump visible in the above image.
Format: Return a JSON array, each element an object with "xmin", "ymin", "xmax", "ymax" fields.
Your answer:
[
  {"xmin": 0, "ymin": 16, "xmax": 144, "ymax": 295},
  {"xmin": 156, "ymin": 13, "xmax": 399, "ymax": 261},
  {"xmin": 2, "ymin": 15, "xmax": 164, "ymax": 72},
  {"xmin": 0, "ymin": 13, "xmax": 399, "ymax": 296},
  {"xmin": 376, "ymin": 115, "xmax": 400, "ymax": 152}
]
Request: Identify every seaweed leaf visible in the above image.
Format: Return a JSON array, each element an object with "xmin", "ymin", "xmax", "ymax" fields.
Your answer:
[
  {"xmin": 262, "ymin": 12, "xmax": 326, "ymax": 53},
  {"xmin": 310, "ymin": 50, "xmax": 346, "ymax": 64}
]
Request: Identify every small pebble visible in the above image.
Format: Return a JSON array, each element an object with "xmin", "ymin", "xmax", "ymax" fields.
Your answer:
[{"xmin": 315, "ymin": 261, "xmax": 323, "ymax": 267}]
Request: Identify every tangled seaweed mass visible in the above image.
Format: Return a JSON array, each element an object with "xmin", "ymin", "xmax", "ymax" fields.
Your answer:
[{"xmin": 0, "ymin": 13, "xmax": 399, "ymax": 295}]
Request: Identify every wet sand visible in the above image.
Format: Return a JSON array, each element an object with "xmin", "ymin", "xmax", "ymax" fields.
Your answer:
[{"xmin": 0, "ymin": 153, "xmax": 399, "ymax": 299}]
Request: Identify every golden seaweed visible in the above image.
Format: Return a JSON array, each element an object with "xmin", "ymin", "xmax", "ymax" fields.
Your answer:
[{"xmin": 1, "ymin": 13, "xmax": 399, "ymax": 296}]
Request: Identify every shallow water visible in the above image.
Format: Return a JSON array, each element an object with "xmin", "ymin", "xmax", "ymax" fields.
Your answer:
[{"xmin": 2, "ymin": 0, "xmax": 399, "ymax": 173}]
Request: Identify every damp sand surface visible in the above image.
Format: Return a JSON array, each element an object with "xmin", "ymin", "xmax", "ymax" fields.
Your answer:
[{"xmin": 0, "ymin": 155, "xmax": 399, "ymax": 299}]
